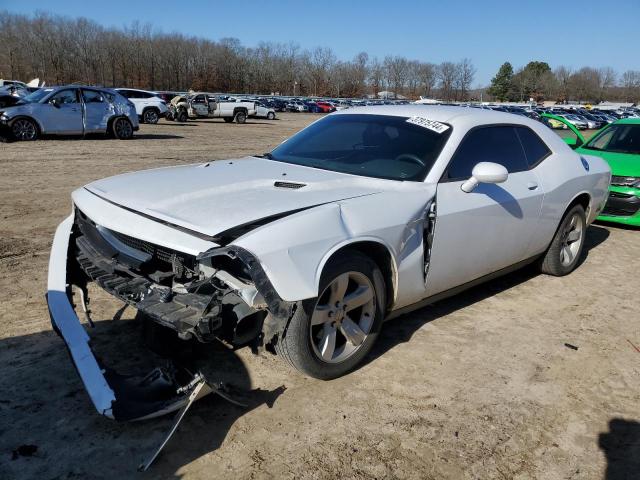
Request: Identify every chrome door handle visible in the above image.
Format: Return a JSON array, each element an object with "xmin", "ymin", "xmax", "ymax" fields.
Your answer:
[{"xmin": 527, "ymin": 182, "xmax": 538, "ymax": 190}]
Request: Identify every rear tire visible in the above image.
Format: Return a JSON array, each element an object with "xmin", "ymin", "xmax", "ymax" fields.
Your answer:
[
  {"xmin": 111, "ymin": 117, "xmax": 134, "ymax": 140},
  {"xmin": 267, "ymin": 111, "xmax": 275, "ymax": 120},
  {"xmin": 142, "ymin": 108, "xmax": 159, "ymax": 124},
  {"xmin": 539, "ymin": 204, "xmax": 586, "ymax": 276},
  {"xmin": 235, "ymin": 111, "xmax": 247, "ymax": 124},
  {"xmin": 275, "ymin": 251, "xmax": 385, "ymax": 379}
]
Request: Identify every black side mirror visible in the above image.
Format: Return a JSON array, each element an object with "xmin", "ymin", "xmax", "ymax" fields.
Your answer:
[{"xmin": 50, "ymin": 98, "xmax": 61, "ymax": 108}]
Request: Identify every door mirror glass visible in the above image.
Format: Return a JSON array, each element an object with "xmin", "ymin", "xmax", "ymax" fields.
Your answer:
[{"xmin": 461, "ymin": 162, "xmax": 509, "ymax": 193}]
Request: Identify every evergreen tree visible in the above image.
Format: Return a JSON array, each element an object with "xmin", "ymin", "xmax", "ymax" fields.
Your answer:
[{"xmin": 488, "ymin": 62, "xmax": 514, "ymax": 102}]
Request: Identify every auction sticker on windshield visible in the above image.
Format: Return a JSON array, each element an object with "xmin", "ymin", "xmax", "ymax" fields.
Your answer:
[{"xmin": 406, "ymin": 116, "xmax": 450, "ymax": 134}]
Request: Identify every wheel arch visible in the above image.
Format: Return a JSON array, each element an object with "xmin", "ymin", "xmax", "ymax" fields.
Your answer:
[
  {"xmin": 107, "ymin": 114, "xmax": 128, "ymax": 131},
  {"xmin": 315, "ymin": 238, "xmax": 398, "ymax": 312},
  {"xmin": 566, "ymin": 191, "xmax": 592, "ymax": 219}
]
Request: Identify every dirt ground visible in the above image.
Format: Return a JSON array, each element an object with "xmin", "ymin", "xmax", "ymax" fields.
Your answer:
[{"xmin": 0, "ymin": 114, "xmax": 638, "ymax": 480}]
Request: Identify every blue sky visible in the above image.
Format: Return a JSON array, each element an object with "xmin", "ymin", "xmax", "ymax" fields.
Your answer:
[{"xmin": 2, "ymin": 0, "xmax": 639, "ymax": 86}]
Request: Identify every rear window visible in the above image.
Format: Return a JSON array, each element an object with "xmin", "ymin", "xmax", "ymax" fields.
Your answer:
[{"xmin": 515, "ymin": 127, "xmax": 551, "ymax": 167}]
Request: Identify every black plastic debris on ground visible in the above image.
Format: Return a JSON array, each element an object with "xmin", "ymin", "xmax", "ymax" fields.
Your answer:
[
  {"xmin": 564, "ymin": 343, "xmax": 579, "ymax": 351},
  {"xmin": 11, "ymin": 444, "xmax": 38, "ymax": 460}
]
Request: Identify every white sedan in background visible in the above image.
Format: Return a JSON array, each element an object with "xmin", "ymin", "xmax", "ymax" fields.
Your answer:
[
  {"xmin": 251, "ymin": 102, "xmax": 276, "ymax": 120},
  {"xmin": 47, "ymin": 106, "xmax": 609, "ymax": 420}
]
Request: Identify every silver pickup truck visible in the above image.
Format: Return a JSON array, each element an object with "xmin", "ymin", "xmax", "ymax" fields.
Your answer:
[{"xmin": 168, "ymin": 92, "xmax": 256, "ymax": 123}]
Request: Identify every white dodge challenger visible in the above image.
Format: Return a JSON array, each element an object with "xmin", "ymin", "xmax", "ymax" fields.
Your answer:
[{"xmin": 47, "ymin": 105, "xmax": 610, "ymax": 420}]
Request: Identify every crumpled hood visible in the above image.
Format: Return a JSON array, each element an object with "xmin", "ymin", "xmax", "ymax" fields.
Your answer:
[{"xmin": 84, "ymin": 157, "xmax": 388, "ymax": 237}]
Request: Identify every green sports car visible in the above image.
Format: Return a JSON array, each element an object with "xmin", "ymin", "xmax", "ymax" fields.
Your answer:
[{"xmin": 542, "ymin": 113, "xmax": 640, "ymax": 227}]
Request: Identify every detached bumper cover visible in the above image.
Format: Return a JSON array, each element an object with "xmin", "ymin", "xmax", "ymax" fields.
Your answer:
[
  {"xmin": 47, "ymin": 216, "xmax": 117, "ymax": 417},
  {"xmin": 46, "ymin": 215, "xmax": 206, "ymax": 421}
]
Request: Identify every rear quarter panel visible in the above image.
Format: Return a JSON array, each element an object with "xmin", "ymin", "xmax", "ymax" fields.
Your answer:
[{"xmin": 528, "ymin": 148, "xmax": 610, "ymax": 256}]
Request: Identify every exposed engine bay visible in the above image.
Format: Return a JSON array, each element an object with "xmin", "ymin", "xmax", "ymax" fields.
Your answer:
[{"xmin": 71, "ymin": 207, "xmax": 293, "ymax": 351}]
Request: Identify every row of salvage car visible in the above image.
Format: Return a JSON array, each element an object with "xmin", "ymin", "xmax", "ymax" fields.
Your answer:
[{"xmin": 0, "ymin": 85, "xmax": 279, "ymax": 141}]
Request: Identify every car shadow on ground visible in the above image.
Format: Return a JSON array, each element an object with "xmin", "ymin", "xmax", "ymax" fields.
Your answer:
[
  {"xmin": 153, "ymin": 122, "xmax": 199, "ymax": 127},
  {"xmin": 131, "ymin": 133, "xmax": 184, "ymax": 140},
  {"xmin": 599, "ymin": 418, "xmax": 640, "ymax": 480},
  {"xmin": 364, "ymin": 224, "xmax": 610, "ymax": 367},
  {"xmin": 184, "ymin": 119, "xmax": 276, "ymax": 125},
  {"xmin": 0, "ymin": 312, "xmax": 285, "ymax": 478}
]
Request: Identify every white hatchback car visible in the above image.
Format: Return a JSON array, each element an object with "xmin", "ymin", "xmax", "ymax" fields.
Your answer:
[
  {"xmin": 47, "ymin": 106, "xmax": 609, "ymax": 420},
  {"xmin": 115, "ymin": 88, "xmax": 168, "ymax": 124}
]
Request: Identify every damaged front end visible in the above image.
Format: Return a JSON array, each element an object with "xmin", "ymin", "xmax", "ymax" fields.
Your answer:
[{"xmin": 46, "ymin": 207, "xmax": 292, "ymax": 421}]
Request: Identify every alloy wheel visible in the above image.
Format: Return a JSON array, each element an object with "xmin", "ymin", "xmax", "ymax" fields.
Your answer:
[
  {"xmin": 310, "ymin": 271, "xmax": 376, "ymax": 363},
  {"xmin": 12, "ymin": 119, "xmax": 37, "ymax": 140},
  {"xmin": 144, "ymin": 110, "xmax": 158, "ymax": 124},
  {"xmin": 115, "ymin": 118, "xmax": 132, "ymax": 138},
  {"xmin": 560, "ymin": 213, "xmax": 583, "ymax": 266}
]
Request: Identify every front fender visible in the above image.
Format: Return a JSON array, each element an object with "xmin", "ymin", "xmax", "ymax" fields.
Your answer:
[{"xmin": 234, "ymin": 186, "xmax": 436, "ymax": 303}]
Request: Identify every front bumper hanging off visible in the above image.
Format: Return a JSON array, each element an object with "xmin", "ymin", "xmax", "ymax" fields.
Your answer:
[{"xmin": 46, "ymin": 216, "xmax": 210, "ymax": 421}]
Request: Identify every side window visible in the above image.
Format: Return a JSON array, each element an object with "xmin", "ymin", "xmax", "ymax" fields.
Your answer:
[
  {"xmin": 50, "ymin": 89, "xmax": 78, "ymax": 104},
  {"xmin": 118, "ymin": 90, "xmax": 131, "ymax": 98},
  {"xmin": 193, "ymin": 95, "xmax": 206, "ymax": 104},
  {"xmin": 82, "ymin": 90, "xmax": 105, "ymax": 103},
  {"xmin": 515, "ymin": 127, "xmax": 551, "ymax": 167},
  {"xmin": 447, "ymin": 126, "xmax": 528, "ymax": 180}
]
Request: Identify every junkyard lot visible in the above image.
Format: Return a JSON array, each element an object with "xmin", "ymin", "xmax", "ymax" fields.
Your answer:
[{"xmin": 0, "ymin": 114, "xmax": 638, "ymax": 479}]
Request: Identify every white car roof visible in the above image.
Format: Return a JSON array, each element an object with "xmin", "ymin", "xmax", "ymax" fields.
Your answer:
[
  {"xmin": 331, "ymin": 105, "xmax": 570, "ymax": 184},
  {"xmin": 115, "ymin": 87, "xmax": 159, "ymax": 94},
  {"xmin": 334, "ymin": 104, "xmax": 539, "ymax": 130}
]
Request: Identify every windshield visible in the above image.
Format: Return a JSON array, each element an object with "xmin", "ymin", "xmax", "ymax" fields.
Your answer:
[
  {"xmin": 267, "ymin": 114, "xmax": 451, "ymax": 181},
  {"xmin": 584, "ymin": 124, "xmax": 640, "ymax": 154},
  {"xmin": 19, "ymin": 88, "xmax": 54, "ymax": 104}
]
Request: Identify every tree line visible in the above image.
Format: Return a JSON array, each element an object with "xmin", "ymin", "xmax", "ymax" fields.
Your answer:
[
  {"xmin": 488, "ymin": 61, "xmax": 640, "ymax": 104},
  {"xmin": 0, "ymin": 11, "xmax": 475, "ymax": 100}
]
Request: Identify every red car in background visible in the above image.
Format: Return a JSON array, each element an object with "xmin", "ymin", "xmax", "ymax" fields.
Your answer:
[{"xmin": 315, "ymin": 101, "xmax": 336, "ymax": 113}]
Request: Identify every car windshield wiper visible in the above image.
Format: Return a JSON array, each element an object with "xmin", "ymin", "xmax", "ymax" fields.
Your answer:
[{"xmin": 259, "ymin": 152, "xmax": 274, "ymax": 159}]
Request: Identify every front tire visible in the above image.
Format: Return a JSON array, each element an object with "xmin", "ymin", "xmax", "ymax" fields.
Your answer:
[
  {"xmin": 11, "ymin": 118, "xmax": 38, "ymax": 141},
  {"xmin": 111, "ymin": 117, "xmax": 134, "ymax": 140},
  {"xmin": 539, "ymin": 204, "xmax": 586, "ymax": 276},
  {"xmin": 275, "ymin": 251, "xmax": 385, "ymax": 379},
  {"xmin": 267, "ymin": 111, "xmax": 275, "ymax": 120}
]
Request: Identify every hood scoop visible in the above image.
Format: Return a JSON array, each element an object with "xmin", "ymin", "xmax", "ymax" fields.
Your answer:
[{"xmin": 274, "ymin": 181, "xmax": 306, "ymax": 189}]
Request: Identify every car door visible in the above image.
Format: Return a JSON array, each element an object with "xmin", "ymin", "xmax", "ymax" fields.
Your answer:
[
  {"xmin": 424, "ymin": 125, "xmax": 545, "ymax": 297},
  {"xmin": 190, "ymin": 95, "xmax": 208, "ymax": 116},
  {"xmin": 207, "ymin": 95, "xmax": 218, "ymax": 117},
  {"xmin": 39, "ymin": 88, "xmax": 83, "ymax": 134},
  {"xmin": 81, "ymin": 89, "xmax": 112, "ymax": 133}
]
